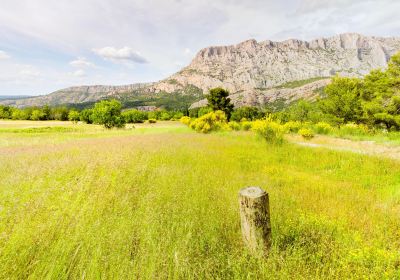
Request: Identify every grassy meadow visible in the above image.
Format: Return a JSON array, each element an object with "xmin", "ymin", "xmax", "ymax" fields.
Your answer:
[{"xmin": 1, "ymin": 120, "xmax": 400, "ymax": 279}]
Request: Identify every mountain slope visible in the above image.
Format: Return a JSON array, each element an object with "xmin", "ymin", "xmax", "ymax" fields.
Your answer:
[
  {"xmin": 157, "ymin": 33, "xmax": 400, "ymax": 94},
  {"xmin": 2, "ymin": 33, "xmax": 400, "ymax": 108},
  {"xmin": 0, "ymin": 83, "xmax": 152, "ymax": 107}
]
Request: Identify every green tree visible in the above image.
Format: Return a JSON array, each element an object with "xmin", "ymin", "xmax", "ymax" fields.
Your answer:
[
  {"xmin": 52, "ymin": 106, "xmax": 69, "ymax": 121},
  {"xmin": 122, "ymin": 109, "xmax": 148, "ymax": 123},
  {"xmin": 68, "ymin": 110, "xmax": 80, "ymax": 123},
  {"xmin": 0, "ymin": 105, "xmax": 13, "ymax": 119},
  {"xmin": 230, "ymin": 106, "xmax": 263, "ymax": 122},
  {"xmin": 206, "ymin": 88, "xmax": 234, "ymax": 119},
  {"xmin": 80, "ymin": 109, "xmax": 93, "ymax": 124},
  {"xmin": 30, "ymin": 109, "xmax": 46, "ymax": 121},
  {"xmin": 91, "ymin": 100, "xmax": 125, "ymax": 128},
  {"xmin": 320, "ymin": 76, "xmax": 364, "ymax": 123}
]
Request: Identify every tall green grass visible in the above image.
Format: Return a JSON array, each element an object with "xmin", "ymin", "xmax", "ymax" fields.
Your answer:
[{"xmin": 0, "ymin": 123, "xmax": 399, "ymax": 279}]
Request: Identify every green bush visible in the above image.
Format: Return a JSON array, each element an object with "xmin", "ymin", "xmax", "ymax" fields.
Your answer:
[
  {"xmin": 228, "ymin": 121, "xmax": 241, "ymax": 131},
  {"xmin": 189, "ymin": 110, "xmax": 227, "ymax": 133},
  {"xmin": 160, "ymin": 111, "xmax": 172, "ymax": 121},
  {"xmin": 198, "ymin": 107, "xmax": 213, "ymax": 117},
  {"xmin": 80, "ymin": 109, "xmax": 93, "ymax": 124},
  {"xmin": 122, "ymin": 109, "xmax": 148, "ymax": 123},
  {"xmin": 68, "ymin": 110, "xmax": 80, "ymax": 123},
  {"xmin": 338, "ymin": 123, "xmax": 370, "ymax": 136},
  {"xmin": 252, "ymin": 119, "xmax": 285, "ymax": 144},
  {"xmin": 172, "ymin": 112, "xmax": 184, "ymax": 120},
  {"xmin": 241, "ymin": 121, "xmax": 253, "ymax": 131},
  {"xmin": 30, "ymin": 109, "xmax": 46, "ymax": 121},
  {"xmin": 314, "ymin": 122, "xmax": 333, "ymax": 135},
  {"xmin": 230, "ymin": 107, "xmax": 263, "ymax": 122},
  {"xmin": 284, "ymin": 121, "xmax": 302, "ymax": 133},
  {"xmin": 299, "ymin": 128, "xmax": 315, "ymax": 140},
  {"xmin": 148, "ymin": 119, "xmax": 157, "ymax": 124}
]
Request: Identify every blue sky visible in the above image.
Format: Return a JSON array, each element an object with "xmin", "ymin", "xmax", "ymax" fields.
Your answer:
[{"xmin": 0, "ymin": 0, "xmax": 400, "ymax": 96}]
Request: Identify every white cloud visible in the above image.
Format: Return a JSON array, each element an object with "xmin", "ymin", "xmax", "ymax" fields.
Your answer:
[
  {"xmin": 0, "ymin": 50, "xmax": 10, "ymax": 60},
  {"xmin": 70, "ymin": 69, "xmax": 86, "ymax": 77},
  {"xmin": 0, "ymin": 0, "xmax": 399, "ymax": 95},
  {"xmin": 69, "ymin": 57, "xmax": 94, "ymax": 68},
  {"xmin": 93, "ymin": 47, "xmax": 148, "ymax": 64}
]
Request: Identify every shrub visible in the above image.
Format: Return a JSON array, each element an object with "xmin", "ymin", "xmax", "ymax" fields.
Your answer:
[
  {"xmin": 180, "ymin": 116, "xmax": 191, "ymax": 125},
  {"xmin": 198, "ymin": 107, "xmax": 213, "ymax": 117},
  {"xmin": 172, "ymin": 112, "xmax": 184, "ymax": 120},
  {"xmin": 241, "ymin": 121, "xmax": 253, "ymax": 131},
  {"xmin": 148, "ymin": 119, "xmax": 157, "ymax": 124},
  {"xmin": 228, "ymin": 121, "xmax": 241, "ymax": 131},
  {"xmin": 122, "ymin": 109, "xmax": 148, "ymax": 123},
  {"xmin": 314, "ymin": 122, "xmax": 333, "ymax": 135},
  {"xmin": 252, "ymin": 119, "xmax": 285, "ymax": 144},
  {"xmin": 284, "ymin": 121, "xmax": 302, "ymax": 133},
  {"xmin": 68, "ymin": 110, "xmax": 80, "ymax": 123},
  {"xmin": 339, "ymin": 123, "xmax": 369, "ymax": 136},
  {"xmin": 30, "ymin": 109, "xmax": 46, "ymax": 121},
  {"xmin": 160, "ymin": 111, "xmax": 172, "ymax": 121},
  {"xmin": 299, "ymin": 128, "xmax": 314, "ymax": 140},
  {"xmin": 230, "ymin": 107, "xmax": 263, "ymax": 122},
  {"xmin": 80, "ymin": 109, "xmax": 93, "ymax": 124},
  {"xmin": 189, "ymin": 110, "xmax": 227, "ymax": 133}
]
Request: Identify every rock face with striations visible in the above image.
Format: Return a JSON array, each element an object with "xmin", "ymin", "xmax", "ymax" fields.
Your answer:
[
  {"xmin": 2, "ymin": 33, "xmax": 400, "ymax": 108},
  {"xmin": 163, "ymin": 33, "xmax": 400, "ymax": 95}
]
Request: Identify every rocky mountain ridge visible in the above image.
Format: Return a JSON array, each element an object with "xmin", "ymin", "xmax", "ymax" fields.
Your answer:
[{"xmin": 2, "ymin": 33, "xmax": 400, "ymax": 108}]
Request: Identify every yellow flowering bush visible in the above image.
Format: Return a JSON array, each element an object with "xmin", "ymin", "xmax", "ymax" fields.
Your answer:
[
  {"xmin": 180, "ymin": 116, "xmax": 191, "ymax": 125},
  {"xmin": 189, "ymin": 110, "xmax": 227, "ymax": 133},
  {"xmin": 314, "ymin": 122, "xmax": 333, "ymax": 135},
  {"xmin": 284, "ymin": 121, "xmax": 302, "ymax": 133},
  {"xmin": 252, "ymin": 118, "xmax": 286, "ymax": 144},
  {"xmin": 299, "ymin": 128, "xmax": 315, "ymax": 140}
]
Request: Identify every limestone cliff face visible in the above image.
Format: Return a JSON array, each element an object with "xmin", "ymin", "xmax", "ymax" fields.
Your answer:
[
  {"xmin": 160, "ymin": 33, "xmax": 400, "ymax": 95},
  {"xmin": 2, "ymin": 33, "xmax": 400, "ymax": 108}
]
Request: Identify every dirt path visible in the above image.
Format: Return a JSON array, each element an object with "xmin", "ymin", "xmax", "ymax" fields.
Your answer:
[{"xmin": 288, "ymin": 134, "xmax": 400, "ymax": 160}]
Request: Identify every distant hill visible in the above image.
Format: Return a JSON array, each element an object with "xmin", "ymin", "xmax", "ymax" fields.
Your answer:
[
  {"xmin": 0, "ymin": 95, "xmax": 32, "ymax": 101},
  {"xmin": 2, "ymin": 33, "xmax": 400, "ymax": 109}
]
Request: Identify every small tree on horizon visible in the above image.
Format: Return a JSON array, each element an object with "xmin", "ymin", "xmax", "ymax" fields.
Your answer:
[
  {"xmin": 91, "ymin": 99, "xmax": 125, "ymax": 129},
  {"xmin": 206, "ymin": 87, "xmax": 234, "ymax": 120}
]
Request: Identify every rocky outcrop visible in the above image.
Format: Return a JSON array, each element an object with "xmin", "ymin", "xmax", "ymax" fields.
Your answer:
[
  {"xmin": 2, "ymin": 33, "xmax": 400, "ymax": 108},
  {"xmin": 190, "ymin": 79, "xmax": 332, "ymax": 109},
  {"xmin": 162, "ymin": 33, "xmax": 400, "ymax": 95}
]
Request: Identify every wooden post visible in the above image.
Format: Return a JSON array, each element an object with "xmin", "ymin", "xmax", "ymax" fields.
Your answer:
[{"xmin": 239, "ymin": 186, "xmax": 271, "ymax": 256}]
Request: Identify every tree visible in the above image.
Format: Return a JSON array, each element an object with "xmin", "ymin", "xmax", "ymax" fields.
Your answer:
[
  {"xmin": 68, "ymin": 110, "xmax": 80, "ymax": 123},
  {"xmin": 91, "ymin": 100, "xmax": 125, "ymax": 128},
  {"xmin": 320, "ymin": 76, "xmax": 364, "ymax": 123},
  {"xmin": 122, "ymin": 109, "xmax": 148, "ymax": 123},
  {"xmin": 230, "ymin": 106, "xmax": 264, "ymax": 122},
  {"xmin": 206, "ymin": 88, "xmax": 234, "ymax": 119},
  {"xmin": 80, "ymin": 109, "xmax": 93, "ymax": 124},
  {"xmin": 0, "ymin": 105, "xmax": 13, "ymax": 119},
  {"xmin": 30, "ymin": 109, "xmax": 46, "ymax": 121}
]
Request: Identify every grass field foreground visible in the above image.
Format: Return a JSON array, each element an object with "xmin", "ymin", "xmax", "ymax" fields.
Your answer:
[{"xmin": 0, "ymin": 121, "xmax": 400, "ymax": 279}]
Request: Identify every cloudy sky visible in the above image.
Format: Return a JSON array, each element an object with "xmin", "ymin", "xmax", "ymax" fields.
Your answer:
[{"xmin": 0, "ymin": 0, "xmax": 399, "ymax": 96}]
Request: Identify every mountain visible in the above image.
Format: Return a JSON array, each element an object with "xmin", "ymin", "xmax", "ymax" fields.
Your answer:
[
  {"xmin": 0, "ymin": 84, "xmax": 152, "ymax": 108},
  {"xmin": 2, "ymin": 33, "xmax": 400, "ymax": 109},
  {"xmin": 0, "ymin": 95, "xmax": 32, "ymax": 101}
]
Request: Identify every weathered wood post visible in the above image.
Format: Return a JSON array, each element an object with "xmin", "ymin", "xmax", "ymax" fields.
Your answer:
[{"xmin": 239, "ymin": 186, "xmax": 271, "ymax": 256}]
